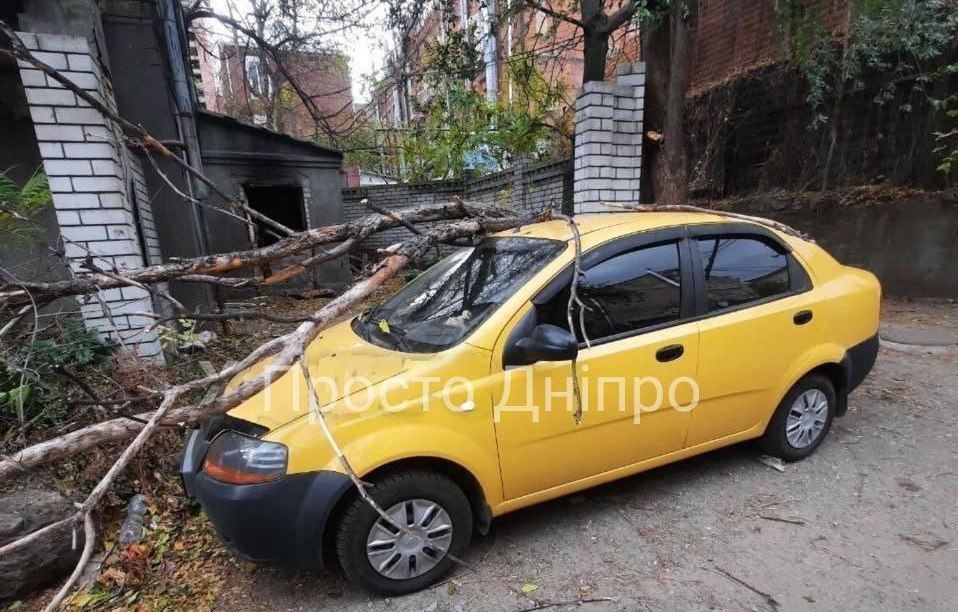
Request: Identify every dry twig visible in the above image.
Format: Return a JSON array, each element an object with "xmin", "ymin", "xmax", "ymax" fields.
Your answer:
[{"xmin": 602, "ymin": 202, "xmax": 810, "ymax": 240}]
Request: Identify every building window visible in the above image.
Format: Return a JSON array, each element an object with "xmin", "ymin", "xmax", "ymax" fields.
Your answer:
[{"xmin": 244, "ymin": 55, "xmax": 270, "ymax": 98}]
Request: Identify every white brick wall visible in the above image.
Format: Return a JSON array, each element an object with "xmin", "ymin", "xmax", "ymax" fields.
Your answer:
[
  {"xmin": 17, "ymin": 32, "xmax": 163, "ymax": 361},
  {"xmin": 573, "ymin": 62, "xmax": 646, "ymax": 214}
]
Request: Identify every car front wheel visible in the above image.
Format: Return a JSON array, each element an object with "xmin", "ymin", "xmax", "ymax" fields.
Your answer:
[
  {"xmin": 760, "ymin": 373, "xmax": 836, "ymax": 461},
  {"xmin": 335, "ymin": 470, "xmax": 472, "ymax": 595}
]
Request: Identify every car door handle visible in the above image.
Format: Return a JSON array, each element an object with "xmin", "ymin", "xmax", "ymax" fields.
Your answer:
[
  {"xmin": 793, "ymin": 310, "xmax": 813, "ymax": 325},
  {"xmin": 655, "ymin": 344, "xmax": 684, "ymax": 362}
]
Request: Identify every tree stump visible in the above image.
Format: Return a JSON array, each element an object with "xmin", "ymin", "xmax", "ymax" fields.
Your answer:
[{"xmin": 0, "ymin": 488, "xmax": 84, "ymax": 601}]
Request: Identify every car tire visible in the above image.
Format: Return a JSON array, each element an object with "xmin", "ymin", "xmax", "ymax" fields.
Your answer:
[
  {"xmin": 759, "ymin": 373, "xmax": 836, "ymax": 461},
  {"xmin": 335, "ymin": 470, "xmax": 472, "ymax": 595}
]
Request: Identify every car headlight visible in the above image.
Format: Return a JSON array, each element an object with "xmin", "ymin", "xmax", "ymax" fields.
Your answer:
[{"xmin": 202, "ymin": 430, "xmax": 287, "ymax": 485}]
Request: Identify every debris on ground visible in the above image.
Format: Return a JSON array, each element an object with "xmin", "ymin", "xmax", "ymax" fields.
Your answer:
[{"xmin": 756, "ymin": 455, "xmax": 786, "ymax": 473}]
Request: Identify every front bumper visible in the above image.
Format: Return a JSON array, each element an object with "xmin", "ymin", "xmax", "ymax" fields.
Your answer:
[{"xmin": 179, "ymin": 424, "xmax": 351, "ymax": 567}]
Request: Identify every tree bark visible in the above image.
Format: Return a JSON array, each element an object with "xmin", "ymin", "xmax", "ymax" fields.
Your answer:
[
  {"xmin": 640, "ymin": 12, "xmax": 672, "ymax": 203},
  {"xmin": 0, "ymin": 216, "xmax": 529, "ymax": 482},
  {"xmin": 0, "ymin": 200, "xmax": 507, "ymax": 306},
  {"xmin": 0, "ymin": 489, "xmax": 83, "ymax": 600},
  {"xmin": 582, "ymin": 26, "xmax": 610, "ymax": 83},
  {"xmin": 659, "ymin": 0, "xmax": 693, "ymax": 205},
  {"xmin": 643, "ymin": 0, "xmax": 695, "ymax": 205}
]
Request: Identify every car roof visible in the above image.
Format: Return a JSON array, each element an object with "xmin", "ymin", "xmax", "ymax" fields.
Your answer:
[{"xmin": 498, "ymin": 211, "xmax": 740, "ymax": 248}]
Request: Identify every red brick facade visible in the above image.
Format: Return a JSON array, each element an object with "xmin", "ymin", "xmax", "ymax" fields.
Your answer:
[
  {"xmin": 206, "ymin": 43, "xmax": 353, "ymax": 141},
  {"xmin": 688, "ymin": 0, "xmax": 848, "ymax": 95}
]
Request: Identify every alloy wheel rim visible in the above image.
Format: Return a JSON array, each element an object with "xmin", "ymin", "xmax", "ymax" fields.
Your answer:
[
  {"xmin": 365, "ymin": 498, "xmax": 454, "ymax": 579},
  {"xmin": 785, "ymin": 388, "xmax": 829, "ymax": 449}
]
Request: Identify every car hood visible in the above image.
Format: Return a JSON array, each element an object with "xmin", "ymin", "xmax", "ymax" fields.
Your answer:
[{"xmin": 225, "ymin": 318, "xmax": 432, "ymax": 430}]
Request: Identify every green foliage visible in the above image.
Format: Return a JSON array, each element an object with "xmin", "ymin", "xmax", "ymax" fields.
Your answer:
[
  {"xmin": 30, "ymin": 318, "xmax": 117, "ymax": 371},
  {"xmin": 931, "ymin": 62, "xmax": 958, "ymax": 179},
  {"xmin": 379, "ymin": 25, "xmax": 571, "ymax": 181},
  {"xmin": 156, "ymin": 318, "xmax": 202, "ymax": 353},
  {"xmin": 0, "ymin": 168, "xmax": 51, "ymax": 246},
  {"xmin": 773, "ymin": 0, "xmax": 958, "ymax": 127},
  {"xmin": 1, "ymin": 317, "xmax": 116, "ymax": 429}
]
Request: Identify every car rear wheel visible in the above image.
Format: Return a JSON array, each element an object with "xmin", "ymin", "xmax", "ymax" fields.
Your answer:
[
  {"xmin": 760, "ymin": 373, "xmax": 836, "ymax": 461},
  {"xmin": 335, "ymin": 470, "xmax": 472, "ymax": 595}
]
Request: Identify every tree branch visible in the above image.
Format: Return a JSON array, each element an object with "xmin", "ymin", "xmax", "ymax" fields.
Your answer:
[
  {"xmin": 0, "ymin": 215, "xmax": 530, "ymax": 483},
  {"xmin": 0, "ymin": 21, "xmax": 294, "ymax": 239},
  {"xmin": 0, "ymin": 200, "xmax": 510, "ymax": 306},
  {"xmin": 603, "ymin": 1, "xmax": 640, "ymax": 33},
  {"xmin": 524, "ymin": 0, "xmax": 586, "ymax": 29}
]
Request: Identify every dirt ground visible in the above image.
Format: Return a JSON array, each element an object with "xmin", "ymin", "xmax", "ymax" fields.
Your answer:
[{"xmin": 205, "ymin": 298, "xmax": 958, "ymax": 612}]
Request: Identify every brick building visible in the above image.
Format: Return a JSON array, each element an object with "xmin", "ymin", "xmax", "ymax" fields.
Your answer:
[
  {"xmin": 0, "ymin": 0, "xmax": 348, "ymax": 361},
  {"xmin": 205, "ymin": 42, "xmax": 354, "ymax": 141},
  {"xmin": 370, "ymin": 0, "xmax": 640, "ymax": 126}
]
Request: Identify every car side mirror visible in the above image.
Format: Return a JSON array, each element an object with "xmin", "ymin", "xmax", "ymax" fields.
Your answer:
[{"xmin": 515, "ymin": 324, "xmax": 578, "ymax": 363}]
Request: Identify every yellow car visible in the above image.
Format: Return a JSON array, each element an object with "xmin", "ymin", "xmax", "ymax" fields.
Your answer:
[{"xmin": 180, "ymin": 212, "xmax": 880, "ymax": 594}]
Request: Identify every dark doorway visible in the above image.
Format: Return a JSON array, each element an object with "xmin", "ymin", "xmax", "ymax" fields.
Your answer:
[
  {"xmin": 0, "ymin": 2, "xmax": 23, "ymax": 29},
  {"xmin": 243, "ymin": 184, "xmax": 306, "ymax": 247}
]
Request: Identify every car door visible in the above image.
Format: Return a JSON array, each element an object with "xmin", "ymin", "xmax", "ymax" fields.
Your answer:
[
  {"xmin": 490, "ymin": 236, "xmax": 700, "ymax": 501},
  {"xmin": 685, "ymin": 229, "xmax": 822, "ymax": 447}
]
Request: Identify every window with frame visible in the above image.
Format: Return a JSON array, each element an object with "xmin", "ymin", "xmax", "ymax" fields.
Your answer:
[
  {"xmin": 539, "ymin": 241, "xmax": 683, "ymax": 342},
  {"xmin": 695, "ymin": 236, "xmax": 790, "ymax": 311}
]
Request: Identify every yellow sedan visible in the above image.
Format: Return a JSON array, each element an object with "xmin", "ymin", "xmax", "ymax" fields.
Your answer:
[{"xmin": 180, "ymin": 212, "xmax": 880, "ymax": 594}]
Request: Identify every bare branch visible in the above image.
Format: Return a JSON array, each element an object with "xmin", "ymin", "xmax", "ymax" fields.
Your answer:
[
  {"xmin": 604, "ymin": 1, "xmax": 641, "ymax": 33},
  {"xmin": 0, "ymin": 214, "xmax": 530, "ymax": 482},
  {"xmin": 602, "ymin": 202, "xmax": 811, "ymax": 240},
  {"xmin": 0, "ymin": 21, "xmax": 294, "ymax": 239},
  {"xmin": 524, "ymin": 0, "xmax": 586, "ymax": 29},
  {"xmin": 0, "ymin": 200, "xmax": 508, "ymax": 306},
  {"xmin": 41, "ymin": 511, "xmax": 95, "ymax": 612}
]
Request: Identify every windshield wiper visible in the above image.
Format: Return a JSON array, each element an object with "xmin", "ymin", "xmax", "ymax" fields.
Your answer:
[{"xmin": 364, "ymin": 317, "xmax": 412, "ymax": 351}]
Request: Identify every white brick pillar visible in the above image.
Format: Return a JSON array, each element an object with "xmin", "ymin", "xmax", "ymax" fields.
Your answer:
[
  {"xmin": 573, "ymin": 62, "xmax": 646, "ymax": 214},
  {"xmin": 16, "ymin": 32, "xmax": 164, "ymax": 361}
]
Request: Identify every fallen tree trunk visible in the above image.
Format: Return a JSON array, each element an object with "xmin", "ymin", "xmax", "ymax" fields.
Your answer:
[
  {"xmin": 0, "ymin": 200, "xmax": 510, "ymax": 307},
  {"xmin": 0, "ymin": 216, "xmax": 524, "ymax": 483},
  {"xmin": 0, "ymin": 488, "xmax": 85, "ymax": 600}
]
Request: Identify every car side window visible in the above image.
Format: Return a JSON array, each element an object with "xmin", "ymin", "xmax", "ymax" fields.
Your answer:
[
  {"xmin": 694, "ymin": 236, "xmax": 790, "ymax": 311},
  {"xmin": 538, "ymin": 241, "xmax": 682, "ymax": 342}
]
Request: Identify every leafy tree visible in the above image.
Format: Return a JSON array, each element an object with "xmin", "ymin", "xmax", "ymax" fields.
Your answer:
[
  {"xmin": 0, "ymin": 168, "xmax": 51, "ymax": 246},
  {"xmin": 516, "ymin": 1, "xmax": 697, "ymax": 205},
  {"xmin": 380, "ymin": 19, "xmax": 570, "ymax": 180},
  {"xmin": 932, "ymin": 61, "xmax": 958, "ymax": 181},
  {"xmin": 772, "ymin": 0, "xmax": 958, "ymax": 189},
  {"xmin": 518, "ymin": 1, "xmax": 643, "ymax": 83}
]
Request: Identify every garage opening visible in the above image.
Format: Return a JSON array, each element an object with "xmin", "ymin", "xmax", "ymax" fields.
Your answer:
[{"xmin": 243, "ymin": 184, "xmax": 306, "ymax": 247}]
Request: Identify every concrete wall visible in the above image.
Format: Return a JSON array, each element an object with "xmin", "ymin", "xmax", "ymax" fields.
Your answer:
[
  {"xmin": 99, "ymin": 0, "xmax": 213, "ymax": 315},
  {"xmin": 0, "ymin": 56, "xmax": 75, "ymax": 293},
  {"xmin": 197, "ymin": 112, "xmax": 350, "ymax": 289},
  {"xmin": 722, "ymin": 195, "xmax": 958, "ymax": 298}
]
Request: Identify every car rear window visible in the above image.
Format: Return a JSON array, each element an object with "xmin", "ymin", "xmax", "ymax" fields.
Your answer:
[{"xmin": 694, "ymin": 237, "xmax": 790, "ymax": 311}]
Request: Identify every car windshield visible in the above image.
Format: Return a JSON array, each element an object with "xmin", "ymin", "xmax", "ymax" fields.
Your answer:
[{"xmin": 353, "ymin": 237, "xmax": 566, "ymax": 353}]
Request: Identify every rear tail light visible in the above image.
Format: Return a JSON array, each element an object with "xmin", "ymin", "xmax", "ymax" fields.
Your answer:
[{"xmin": 203, "ymin": 431, "xmax": 287, "ymax": 485}]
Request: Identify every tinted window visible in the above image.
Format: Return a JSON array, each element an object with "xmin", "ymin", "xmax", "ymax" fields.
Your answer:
[
  {"xmin": 353, "ymin": 237, "xmax": 565, "ymax": 352},
  {"xmin": 695, "ymin": 237, "xmax": 790, "ymax": 311},
  {"xmin": 539, "ymin": 242, "xmax": 682, "ymax": 341}
]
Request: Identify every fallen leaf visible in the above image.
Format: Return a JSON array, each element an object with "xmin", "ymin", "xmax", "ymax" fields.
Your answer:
[{"xmin": 521, "ymin": 583, "xmax": 539, "ymax": 594}]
